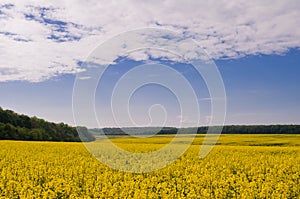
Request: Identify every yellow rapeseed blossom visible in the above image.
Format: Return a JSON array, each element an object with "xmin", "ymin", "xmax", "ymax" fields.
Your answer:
[{"xmin": 0, "ymin": 135, "xmax": 299, "ymax": 198}]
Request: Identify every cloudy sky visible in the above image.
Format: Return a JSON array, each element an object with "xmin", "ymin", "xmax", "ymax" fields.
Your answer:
[{"xmin": 0, "ymin": 0, "xmax": 299, "ymax": 127}]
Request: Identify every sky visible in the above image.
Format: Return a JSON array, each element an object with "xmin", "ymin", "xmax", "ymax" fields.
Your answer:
[{"xmin": 0, "ymin": 1, "xmax": 300, "ymax": 128}]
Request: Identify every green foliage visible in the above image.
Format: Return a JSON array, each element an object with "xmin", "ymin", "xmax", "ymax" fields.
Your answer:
[
  {"xmin": 0, "ymin": 107, "xmax": 95, "ymax": 142},
  {"xmin": 92, "ymin": 125, "xmax": 300, "ymax": 136}
]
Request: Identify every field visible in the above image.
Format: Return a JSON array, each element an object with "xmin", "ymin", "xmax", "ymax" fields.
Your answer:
[{"xmin": 0, "ymin": 135, "xmax": 299, "ymax": 198}]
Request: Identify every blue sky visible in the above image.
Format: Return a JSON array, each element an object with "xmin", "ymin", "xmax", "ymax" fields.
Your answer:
[
  {"xmin": 0, "ymin": 1, "xmax": 300, "ymax": 128},
  {"xmin": 1, "ymin": 49, "xmax": 299, "ymax": 127}
]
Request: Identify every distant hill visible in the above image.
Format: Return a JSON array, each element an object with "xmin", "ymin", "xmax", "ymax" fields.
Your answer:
[
  {"xmin": 0, "ymin": 107, "xmax": 95, "ymax": 142},
  {"xmin": 90, "ymin": 125, "xmax": 300, "ymax": 136}
]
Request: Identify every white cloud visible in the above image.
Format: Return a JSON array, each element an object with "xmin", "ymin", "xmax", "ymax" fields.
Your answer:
[{"xmin": 0, "ymin": 0, "xmax": 299, "ymax": 82}]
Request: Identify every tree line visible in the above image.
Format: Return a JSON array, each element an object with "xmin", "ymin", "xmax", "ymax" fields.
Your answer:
[
  {"xmin": 91, "ymin": 125, "xmax": 300, "ymax": 136},
  {"xmin": 0, "ymin": 107, "xmax": 95, "ymax": 142}
]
